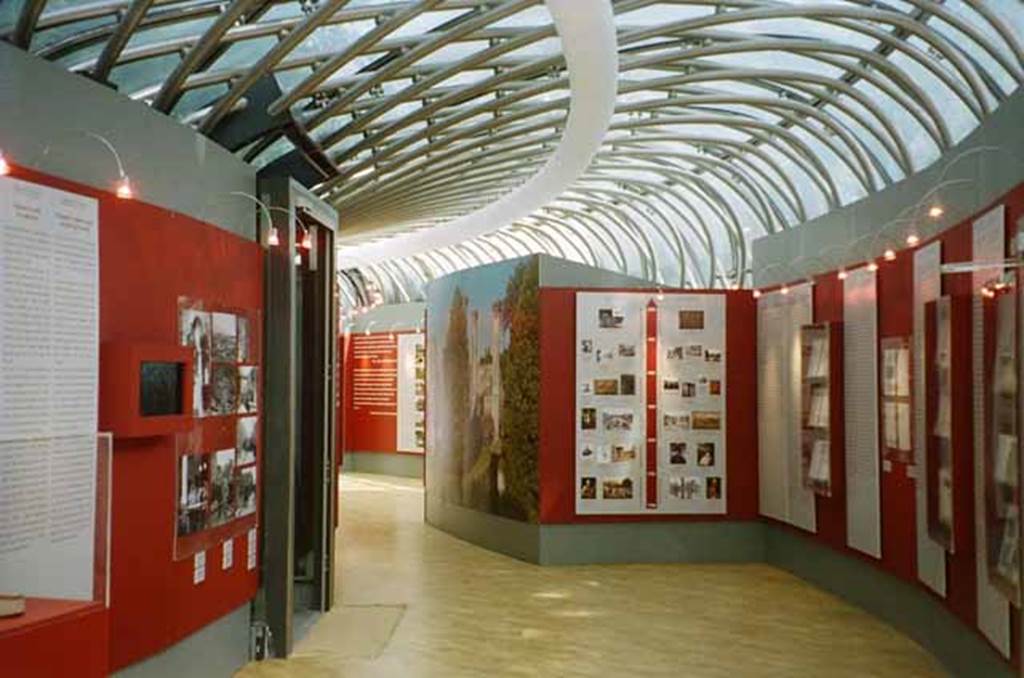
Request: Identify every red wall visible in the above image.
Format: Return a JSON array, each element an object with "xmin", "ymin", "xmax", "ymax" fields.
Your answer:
[
  {"xmin": 0, "ymin": 601, "xmax": 108, "ymax": 677},
  {"xmin": 2, "ymin": 165, "xmax": 262, "ymax": 672},
  {"xmin": 538, "ymin": 289, "xmax": 759, "ymax": 523},
  {"xmin": 774, "ymin": 182, "xmax": 1024, "ymax": 667}
]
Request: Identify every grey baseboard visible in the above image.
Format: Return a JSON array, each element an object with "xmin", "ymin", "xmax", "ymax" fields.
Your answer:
[
  {"xmin": 113, "ymin": 603, "xmax": 251, "ymax": 678},
  {"xmin": 343, "ymin": 451, "xmax": 424, "ymax": 479}
]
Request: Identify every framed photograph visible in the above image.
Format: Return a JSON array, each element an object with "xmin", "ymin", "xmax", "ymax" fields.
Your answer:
[
  {"xmin": 685, "ymin": 344, "xmax": 703, "ymax": 358},
  {"xmin": 580, "ymin": 477, "xmax": 597, "ymax": 500},
  {"xmin": 237, "ymin": 316, "xmax": 251, "ymax": 363},
  {"xmin": 704, "ymin": 349, "xmax": 722, "ymax": 363},
  {"xmin": 618, "ymin": 343, "xmax": 636, "ymax": 357},
  {"xmin": 234, "ymin": 466, "xmax": 257, "ymax": 517},
  {"xmin": 580, "ymin": 407, "xmax": 597, "ymax": 430},
  {"xmin": 238, "ymin": 366, "xmax": 258, "ymax": 414},
  {"xmin": 663, "ymin": 412, "xmax": 691, "ymax": 431},
  {"xmin": 177, "ymin": 453, "xmax": 209, "ymax": 536},
  {"xmin": 666, "ymin": 346, "xmax": 684, "ymax": 360},
  {"xmin": 669, "ymin": 441, "xmax": 687, "ymax": 464},
  {"xmin": 678, "ymin": 310, "xmax": 705, "ymax": 330},
  {"xmin": 692, "ymin": 411, "xmax": 721, "ymax": 430},
  {"xmin": 602, "ymin": 410, "xmax": 634, "ymax": 432},
  {"xmin": 680, "ymin": 382, "xmax": 696, "ymax": 398},
  {"xmin": 602, "ymin": 477, "xmax": 634, "ymax": 499},
  {"xmin": 581, "ymin": 339, "xmax": 593, "ymax": 354},
  {"xmin": 706, "ymin": 476, "xmax": 723, "ymax": 499},
  {"xmin": 211, "ymin": 312, "xmax": 238, "ymax": 362},
  {"xmin": 620, "ymin": 373, "xmax": 636, "ymax": 396},
  {"xmin": 663, "ymin": 378, "xmax": 680, "ymax": 393},
  {"xmin": 209, "ymin": 448, "xmax": 236, "ymax": 527},
  {"xmin": 208, "ymin": 363, "xmax": 238, "ymax": 415},
  {"xmin": 598, "ymin": 308, "xmax": 625, "ymax": 329},
  {"xmin": 697, "ymin": 442, "xmax": 715, "ymax": 467},
  {"xmin": 594, "ymin": 378, "xmax": 619, "ymax": 396},
  {"xmin": 579, "ymin": 443, "xmax": 597, "ymax": 461},
  {"xmin": 611, "ymin": 444, "xmax": 637, "ymax": 463},
  {"xmin": 236, "ymin": 416, "xmax": 258, "ymax": 465}
]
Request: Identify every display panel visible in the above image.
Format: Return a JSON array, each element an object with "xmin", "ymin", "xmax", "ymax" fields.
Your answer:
[
  {"xmin": 397, "ymin": 332, "xmax": 426, "ymax": 453},
  {"xmin": 881, "ymin": 337, "xmax": 913, "ymax": 463},
  {"xmin": 926, "ymin": 297, "xmax": 955, "ymax": 552},
  {"xmin": 0, "ymin": 178, "xmax": 100, "ymax": 601},
  {"xmin": 575, "ymin": 291, "xmax": 726, "ymax": 515},
  {"xmin": 800, "ymin": 323, "xmax": 834, "ymax": 496},
  {"xmin": 985, "ymin": 290, "xmax": 1020, "ymax": 605}
]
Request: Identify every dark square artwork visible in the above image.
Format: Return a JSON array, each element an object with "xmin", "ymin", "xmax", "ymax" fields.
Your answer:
[{"xmin": 140, "ymin": 361, "xmax": 183, "ymax": 416}]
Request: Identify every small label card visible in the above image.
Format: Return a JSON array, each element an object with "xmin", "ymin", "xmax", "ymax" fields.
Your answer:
[
  {"xmin": 193, "ymin": 551, "xmax": 206, "ymax": 585},
  {"xmin": 247, "ymin": 527, "xmax": 257, "ymax": 571},
  {"xmin": 222, "ymin": 539, "xmax": 234, "ymax": 570}
]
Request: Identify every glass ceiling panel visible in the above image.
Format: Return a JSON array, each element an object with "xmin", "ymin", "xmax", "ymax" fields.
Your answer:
[{"xmin": 8, "ymin": 0, "xmax": 1023, "ymax": 297}]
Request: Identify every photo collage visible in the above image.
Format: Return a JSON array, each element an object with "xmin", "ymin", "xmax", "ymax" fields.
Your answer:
[
  {"xmin": 179, "ymin": 306, "xmax": 259, "ymax": 418},
  {"xmin": 175, "ymin": 303, "xmax": 260, "ymax": 555},
  {"xmin": 176, "ymin": 414, "xmax": 259, "ymax": 539},
  {"xmin": 576, "ymin": 293, "xmax": 646, "ymax": 513},
  {"xmin": 397, "ymin": 332, "xmax": 427, "ymax": 453},
  {"xmin": 657, "ymin": 296, "xmax": 727, "ymax": 513}
]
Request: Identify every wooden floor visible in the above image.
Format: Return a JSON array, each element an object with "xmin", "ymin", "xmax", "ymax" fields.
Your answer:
[{"xmin": 237, "ymin": 474, "xmax": 943, "ymax": 677}]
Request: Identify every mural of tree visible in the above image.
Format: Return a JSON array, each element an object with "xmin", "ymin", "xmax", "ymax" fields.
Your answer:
[
  {"xmin": 442, "ymin": 286, "xmax": 470, "ymax": 504},
  {"xmin": 497, "ymin": 259, "xmax": 540, "ymax": 522}
]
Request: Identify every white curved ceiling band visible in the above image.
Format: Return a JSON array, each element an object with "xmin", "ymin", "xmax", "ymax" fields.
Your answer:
[{"xmin": 336, "ymin": 0, "xmax": 619, "ymax": 268}]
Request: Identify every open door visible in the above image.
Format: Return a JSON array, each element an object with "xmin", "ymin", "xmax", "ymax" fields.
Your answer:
[{"xmin": 254, "ymin": 177, "xmax": 337, "ymax": 657}]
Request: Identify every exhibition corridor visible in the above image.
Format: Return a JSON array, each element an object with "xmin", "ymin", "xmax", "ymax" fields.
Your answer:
[{"xmin": 238, "ymin": 474, "xmax": 941, "ymax": 677}]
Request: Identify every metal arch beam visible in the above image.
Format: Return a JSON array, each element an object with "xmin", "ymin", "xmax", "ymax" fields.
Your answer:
[
  {"xmin": 621, "ymin": 65, "xmax": 913, "ymax": 178},
  {"xmin": 543, "ymin": 205, "xmax": 630, "ymax": 274},
  {"xmin": 562, "ymin": 191, "xmax": 657, "ymax": 281},
  {"xmin": 152, "ymin": 0, "xmax": 265, "ymax": 113},
  {"xmin": 198, "ymin": 0, "xmax": 356, "ymax": 132},
  {"xmin": 527, "ymin": 214, "xmax": 601, "ymax": 268},
  {"xmin": 303, "ymin": 0, "xmax": 537, "ymax": 133},
  {"xmin": 91, "ymin": 0, "xmax": 157, "ymax": 82},
  {"xmin": 264, "ymin": 0, "xmax": 448, "ymax": 118},
  {"xmin": 8, "ymin": 0, "xmax": 48, "ymax": 49}
]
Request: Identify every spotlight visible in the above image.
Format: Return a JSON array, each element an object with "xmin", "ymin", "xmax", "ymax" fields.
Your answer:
[
  {"xmin": 906, "ymin": 234, "xmax": 919, "ymax": 247},
  {"xmin": 837, "ymin": 269, "xmax": 848, "ymax": 280},
  {"xmin": 868, "ymin": 261, "xmax": 879, "ymax": 272},
  {"xmin": 780, "ymin": 285, "xmax": 790, "ymax": 295},
  {"xmin": 656, "ymin": 288, "xmax": 664, "ymax": 301},
  {"xmin": 116, "ymin": 176, "xmax": 133, "ymax": 199},
  {"xmin": 884, "ymin": 249, "xmax": 896, "ymax": 261},
  {"xmin": 267, "ymin": 227, "xmax": 280, "ymax": 247},
  {"xmin": 752, "ymin": 289, "xmax": 762, "ymax": 299},
  {"xmin": 928, "ymin": 205, "xmax": 944, "ymax": 219},
  {"xmin": 301, "ymin": 228, "xmax": 313, "ymax": 250},
  {"xmin": 294, "ymin": 253, "xmax": 302, "ymax": 265},
  {"xmin": 0, "ymin": 151, "xmax": 10, "ymax": 176}
]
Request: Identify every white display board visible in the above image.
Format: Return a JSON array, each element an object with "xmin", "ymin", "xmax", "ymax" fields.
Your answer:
[
  {"xmin": 913, "ymin": 242, "xmax": 947, "ymax": 595},
  {"xmin": 0, "ymin": 177, "xmax": 99, "ymax": 601},
  {"xmin": 972, "ymin": 205, "xmax": 1010, "ymax": 657},
  {"xmin": 396, "ymin": 333, "xmax": 426, "ymax": 453},
  {"xmin": 575, "ymin": 292, "xmax": 648, "ymax": 514},
  {"xmin": 844, "ymin": 266, "xmax": 881, "ymax": 558},
  {"xmin": 756, "ymin": 284, "xmax": 815, "ymax": 532},
  {"xmin": 656, "ymin": 294, "xmax": 727, "ymax": 514},
  {"xmin": 575, "ymin": 291, "xmax": 728, "ymax": 515}
]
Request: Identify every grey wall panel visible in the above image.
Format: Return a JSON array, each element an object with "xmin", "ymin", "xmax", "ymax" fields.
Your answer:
[
  {"xmin": 425, "ymin": 497, "xmax": 540, "ymax": 564},
  {"xmin": 0, "ymin": 44, "xmax": 256, "ymax": 240},
  {"xmin": 538, "ymin": 254, "xmax": 650, "ymax": 289},
  {"xmin": 113, "ymin": 604, "xmax": 250, "ymax": 678}
]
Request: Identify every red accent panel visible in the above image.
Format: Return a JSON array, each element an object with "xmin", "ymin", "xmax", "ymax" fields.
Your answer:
[
  {"xmin": 811, "ymin": 274, "xmax": 847, "ymax": 550},
  {"xmin": 876, "ymin": 254, "xmax": 917, "ymax": 582},
  {"xmin": 538, "ymin": 288, "xmax": 759, "ymax": 523},
  {"xmin": 99, "ymin": 342, "xmax": 194, "ymax": 438},
  {"xmin": 4, "ymin": 164, "xmax": 262, "ymax": 672},
  {"xmin": 341, "ymin": 331, "xmax": 404, "ymax": 453},
  {"xmin": 646, "ymin": 300, "xmax": 658, "ymax": 509},
  {"xmin": 0, "ymin": 600, "xmax": 108, "ymax": 678}
]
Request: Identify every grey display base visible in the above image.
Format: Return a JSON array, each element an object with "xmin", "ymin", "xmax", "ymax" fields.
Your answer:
[
  {"xmin": 343, "ymin": 452, "xmax": 424, "ymax": 479},
  {"xmin": 113, "ymin": 603, "xmax": 251, "ymax": 678},
  {"xmin": 429, "ymin": 506, "xmax": 1012, "ymax": 678}
]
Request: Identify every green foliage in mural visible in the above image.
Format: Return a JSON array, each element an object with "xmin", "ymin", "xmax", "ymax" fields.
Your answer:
[{"xmin": 497, "ymin": 259, "xmax": 540, "ymax": 522}]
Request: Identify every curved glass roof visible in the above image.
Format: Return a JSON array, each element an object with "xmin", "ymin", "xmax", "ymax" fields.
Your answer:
[{"xmin": 5, "ymin": 0, "xmax": 1023, "ymax": 305}]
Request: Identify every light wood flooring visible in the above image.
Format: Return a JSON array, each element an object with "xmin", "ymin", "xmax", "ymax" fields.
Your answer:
[{"xmin": 237, "ymin": 473, "xmax": 943, "ymax": 677}]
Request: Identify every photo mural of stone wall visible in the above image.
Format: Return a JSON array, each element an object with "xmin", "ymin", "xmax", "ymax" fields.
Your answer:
[{"xmin": 426, "ymin": 256, "xmax": 539, "ymax": 522}]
